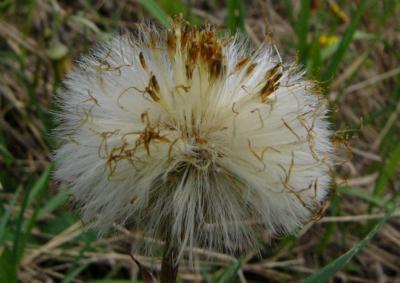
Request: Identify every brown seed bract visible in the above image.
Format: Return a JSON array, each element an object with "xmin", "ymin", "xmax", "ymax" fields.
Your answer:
[
  {"xmin": 259, "ymin": 64, "xmax": 283, "ymax": 103},
  {"xmin": 168, "ymin": 19, "xmax": 225, "ymax": 80}
]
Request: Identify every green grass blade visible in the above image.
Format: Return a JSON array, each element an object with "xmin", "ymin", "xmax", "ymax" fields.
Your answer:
[
  {"xmin": 338, "ymin": 187, "xmax": 387, "ymax": 207},
  {"xmin": 296, "ymin": 0, "xmax": 311, "ymax": 65},
  {"xmin": 217, "ymin": 259, "xmax": 241, "ymax": 283},
  {"xmin": 0, "ymin": 247, "xmax": 17, "ymax": 283},
  {"xmin": 70, "ymin": 15, "xmax": 102, "ymax": 35},
  {"xmin": 0, "ymin": 0, "xmax": 12, "ymax": 14},
  {"xmin": 0, "ymin": 128, "xmax": 14, "ymax": 166},
  {"xmin": 139, "ymin": 0, "xmax": 170, "ymax": 28},
  {"xmin": 26, "ymin": 164, "xmax": 52, "ymax": 207},
  {"xmin": 309, "ymin": 37, "xmax": 322, "ymax": 78},
  {"xmin": 227, "ymin": 0, "xmax": 245, "ymax": 34},
  {"xmin": 200, "ymin": 270, "xmax": 214, "ymax": 283},
  {"xmin": 159, "ymin": 0, "xmax": 185, "ymax": 17},
  {"xmin": 318, "ymin": 194, "xmax": 339, "ymax": 251},
  {"xmin": 37, "ymin": 189, "xmax": 70, "ymax": 220},
  {"xmin": 88, "ymin": 281, "xmax": 138, "ymax": 283},
  {"xmin": 18, "ymin": 208, "xmax": 41, "ymax": 262},
  {"xmin": 373, "ymin": 142, "xmax": 400, "ymax": 197},
  {"xmin": 322, "ymin": 0, "xmax": 374, "ymax": 83},
  {"xmin": 0, "ymin": 186, "xmax": 22, "ymax": 246},
  {"xmin": 20, "ymin": 164, "xmax": 52, "ymax": 235},
  {"xmin": 10, "ymin": 165, "xmax": 52, "ymax": 261},
  {"xmin": 12, "ymin": 184, "xmax": 32, "ymax": 260},
  {"xmin": 303, "ymin": 206, "xmax": 395, "ymax": 283},
  {"xmin": 0, "ymin": 144, "xmax": 14, "ymax": 165},
  {"xmin": 62, "ymin": 264, "xmax": 89, "ymax": 283},
  {"xmin": 282, "ymin": 0, "xmax": 294, "ymax": 24}
]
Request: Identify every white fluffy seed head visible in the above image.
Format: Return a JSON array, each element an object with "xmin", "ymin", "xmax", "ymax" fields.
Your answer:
[{"xmin": 54, "ymin": 20, "xmax": 332, "ymax": 258}]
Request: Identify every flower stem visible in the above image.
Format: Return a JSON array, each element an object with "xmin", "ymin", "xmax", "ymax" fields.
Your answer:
[{"xmin": 160, "ymin": 242, "xmax": 179, "ymax": 283}]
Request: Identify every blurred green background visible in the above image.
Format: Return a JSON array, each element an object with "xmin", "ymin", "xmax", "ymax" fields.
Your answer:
[{"xmin": 0, "ymin": 0, "xmax": 399, "ymax": 282}]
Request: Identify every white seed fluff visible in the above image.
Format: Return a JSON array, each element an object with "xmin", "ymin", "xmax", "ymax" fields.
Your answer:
[{"xmin": 54, "ymin": 21, "xmax": 332, "ymax": 257}]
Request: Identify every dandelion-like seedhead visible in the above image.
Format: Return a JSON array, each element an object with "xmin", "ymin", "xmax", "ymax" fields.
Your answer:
[{"xmin": 54, "ymin": 20, "xmax": 332, "ymax": 257}]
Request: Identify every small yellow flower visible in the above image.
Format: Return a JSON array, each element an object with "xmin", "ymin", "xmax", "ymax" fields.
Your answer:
[{"xmin": 318, "ymin": 35, "xmax": 339, "ymax": 46}]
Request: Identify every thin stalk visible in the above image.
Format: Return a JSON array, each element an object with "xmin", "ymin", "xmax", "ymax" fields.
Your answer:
[{"xmin": 160, "ymin": 242, "xmax": 179, "ymax": 283}]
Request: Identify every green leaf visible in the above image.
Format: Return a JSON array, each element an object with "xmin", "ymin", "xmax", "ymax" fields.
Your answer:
[
  {"xmin": 227, "ymin": 0, "xmax": 245, "ymax": 34},
  {"xmin": 217, "ymin": 259, "xmax": 241, "ymax": 283},
  {"xmin": 139, "ymin": 0, "xmax": 170, "ymax": 28},
  {"xmin": 303, "ymin": 206, "xmax": 395, "ymax": 283},
  {"xmin": 322, "ymin": 0, "xmax": 375, "ymax": 83}
]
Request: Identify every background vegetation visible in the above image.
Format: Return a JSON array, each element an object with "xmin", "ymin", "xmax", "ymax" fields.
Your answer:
[{"xmin": 0, "ymin": 0, "xmax": 399, "ymax": 282}]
